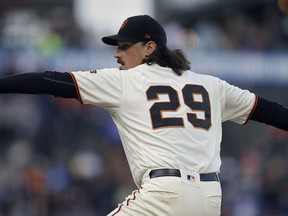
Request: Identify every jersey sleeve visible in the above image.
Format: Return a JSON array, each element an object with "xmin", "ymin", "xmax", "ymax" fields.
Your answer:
[
  {"xmin": 219, "ymin": 79, "xmax": 257, "ymax": 124},
  {"xmin": 70, "ymin": 68, "xmax": 124, "ymax": 111}
]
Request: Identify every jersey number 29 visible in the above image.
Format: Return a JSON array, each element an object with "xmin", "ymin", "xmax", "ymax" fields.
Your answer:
[{"xmin": 146, "ymin": 85, "xmax": 211, "ymax": 130}]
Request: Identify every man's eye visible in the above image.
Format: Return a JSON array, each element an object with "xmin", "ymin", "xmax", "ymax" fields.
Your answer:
[{"xmin": 118, "ymin": 43, "xmax": 133, "ymax": 50}]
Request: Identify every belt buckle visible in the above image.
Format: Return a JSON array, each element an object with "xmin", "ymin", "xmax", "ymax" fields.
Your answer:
[{"xmin": 187, "ymin": 175, "xmax": 196, "ymax": 182}]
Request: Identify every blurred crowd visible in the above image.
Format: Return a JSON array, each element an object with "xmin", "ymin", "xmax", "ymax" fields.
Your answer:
[
  {"xmin": 0, "ymin": 1, "xmax": 288, "ymax": 216},
  {"xmin": 164, "ymin": 3, "xmax": 288, "ymax": 51},
  {"xmin": 0, "ymin": 93, "xmax": 134, "ymax": 216},
  {"xmin": 0, "ymin": 1, "xmax": 287, "ymax": 52}
]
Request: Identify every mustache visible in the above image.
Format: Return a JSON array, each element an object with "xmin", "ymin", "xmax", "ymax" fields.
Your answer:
[{"xmin": 117, "ymin": 59, "xmax": 124, "ymax": 65}]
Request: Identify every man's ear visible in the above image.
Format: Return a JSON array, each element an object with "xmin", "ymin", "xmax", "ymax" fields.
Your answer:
[{"xmin": 145, "ymin": 41, "xmax": 157, "ymax": 56}]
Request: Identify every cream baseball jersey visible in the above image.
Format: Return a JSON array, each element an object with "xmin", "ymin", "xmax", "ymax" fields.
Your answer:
[{"xmin": 70, "ymin": 64, "xmax": 256, "ymax": 186}]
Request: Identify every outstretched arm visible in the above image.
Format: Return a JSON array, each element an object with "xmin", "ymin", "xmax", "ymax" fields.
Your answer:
[
  {"xmin": 250, "ymin": 96, "xmax": 288, "ymax": 131},
  {"xmin": 0, "ymin": 71, "xmax": 79, "ymax": 99}
]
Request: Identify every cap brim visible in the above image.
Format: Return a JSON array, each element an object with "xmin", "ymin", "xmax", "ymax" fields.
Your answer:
[{"xmin": 102, "ymin": 34, "xmax": 140, "ymax": 46}]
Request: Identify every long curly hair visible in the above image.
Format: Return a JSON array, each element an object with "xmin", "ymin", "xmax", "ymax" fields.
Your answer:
[{"xmin": 142, "ymin": 44, "xmax": 191, "ymax": 76}]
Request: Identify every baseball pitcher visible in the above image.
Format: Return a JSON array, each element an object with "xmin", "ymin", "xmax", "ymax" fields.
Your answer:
[{"xmin": 0, "ymin": 15, "xmax": 288, "ymax": 216}]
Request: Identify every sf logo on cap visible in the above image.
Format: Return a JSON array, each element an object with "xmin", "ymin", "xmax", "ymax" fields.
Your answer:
[{"xmin": 120, "ymin": 19, "xmax": 128, "ymax": 29}]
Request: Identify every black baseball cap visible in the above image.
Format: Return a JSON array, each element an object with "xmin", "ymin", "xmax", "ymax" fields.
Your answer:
[{"xmin": 102, "ymin": 15, "xmax": 167, "ymax": 46}]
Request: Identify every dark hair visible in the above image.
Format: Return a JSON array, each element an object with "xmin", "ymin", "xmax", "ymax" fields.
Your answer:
[{"xmin": 143, "ymin": 44, "xmax": 191, "ymax": 76}]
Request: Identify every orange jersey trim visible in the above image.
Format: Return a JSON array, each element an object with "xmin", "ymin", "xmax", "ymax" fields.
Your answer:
[
  {"xmin": 69, "ymin": 72, "xmax": 83, "ymax": 104},
  {"xmin": 244, "ymin": 95, "xmax": 259, "ymax": 125}
]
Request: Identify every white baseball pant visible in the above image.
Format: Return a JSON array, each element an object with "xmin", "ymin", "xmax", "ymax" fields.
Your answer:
[{"xmin": 108, "ymin": 169, "xmax": 222, "ymax": 216}]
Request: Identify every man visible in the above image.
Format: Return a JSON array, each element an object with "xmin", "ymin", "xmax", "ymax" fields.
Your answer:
[{"xmin": 0, "ymin": 15, "xmax": 288, "ymax": 216}]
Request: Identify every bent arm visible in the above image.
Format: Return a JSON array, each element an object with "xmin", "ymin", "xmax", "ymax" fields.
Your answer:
[
  {"xmin": 0, "ymin": 71, "xmax": 79, "ymax": 99},
  {"xmin": 250, "ymin": 96, "xmax": 288, "ymax": 131}
]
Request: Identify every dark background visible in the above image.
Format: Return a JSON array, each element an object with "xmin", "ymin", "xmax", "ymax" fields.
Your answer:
[{"xmin": 0, "ymin": 0, "xmax": 288, "ymax": 215}]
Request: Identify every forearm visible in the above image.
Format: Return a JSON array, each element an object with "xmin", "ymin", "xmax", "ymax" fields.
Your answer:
[
  {"xmin": 250, "ymin": 96, "xmax": 288, "ymax": 131},
  {"xmin": 0, "ymin": 71, "xmax": 78, "ymax": 99}
]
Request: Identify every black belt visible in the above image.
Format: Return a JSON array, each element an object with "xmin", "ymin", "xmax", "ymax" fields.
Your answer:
[{"xmin": 149, "ymin": 169, "xmax": 219, "ymax": 182}]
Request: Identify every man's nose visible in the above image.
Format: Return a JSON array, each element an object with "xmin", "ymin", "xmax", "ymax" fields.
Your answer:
[{"xmin": 114, "ymin": 48, "xmax": 120, "ymax": 58}]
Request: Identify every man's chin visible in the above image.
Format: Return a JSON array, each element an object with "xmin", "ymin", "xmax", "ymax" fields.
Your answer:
[{"xmin": 119, "ymin": 65, "xmax": 126, "ymax": 70}]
